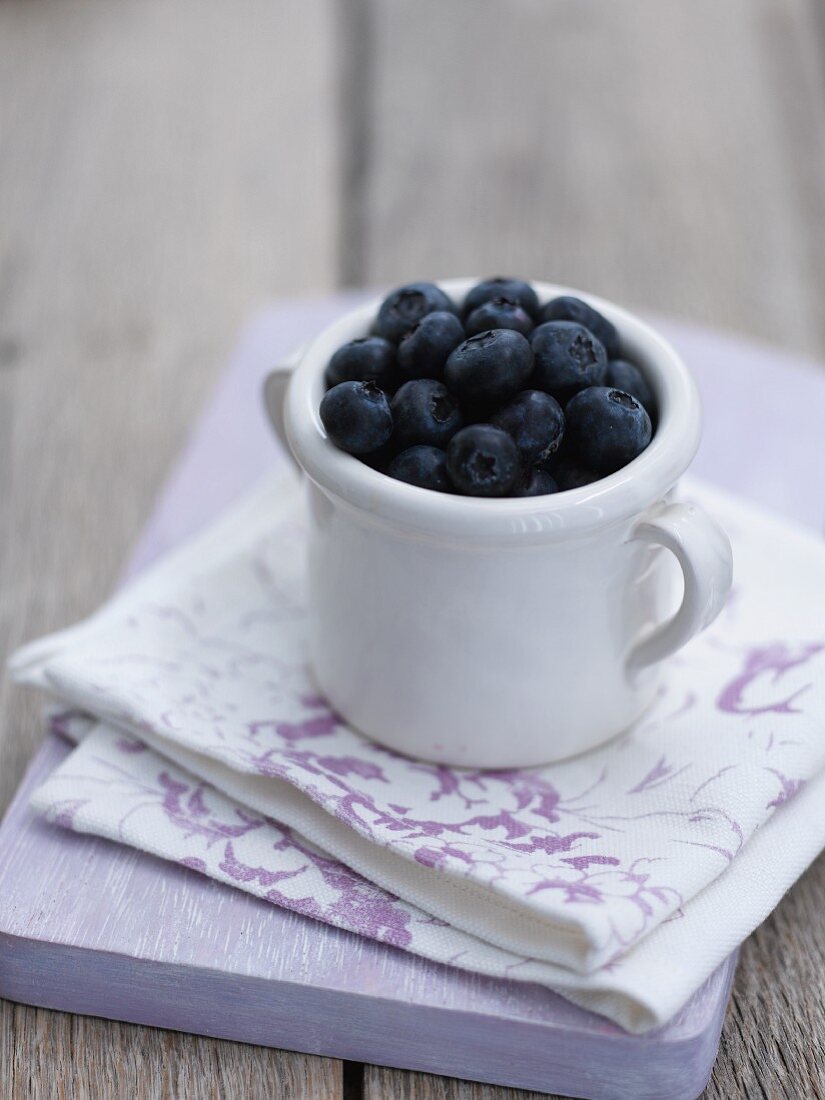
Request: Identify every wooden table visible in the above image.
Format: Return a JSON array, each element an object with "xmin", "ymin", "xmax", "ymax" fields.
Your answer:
[{"xmin": 2, "ymin": 2, "xmax": 824, "ymax": 1096}]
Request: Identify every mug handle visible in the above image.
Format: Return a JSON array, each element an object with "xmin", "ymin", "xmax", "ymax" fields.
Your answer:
[
  {"xmin": 626, "ymin": 499, "xmax": 733, "ymax": 674},
  {"xmin": 263, "ymin": 347, "xmax": 305, "ymax": 469}
]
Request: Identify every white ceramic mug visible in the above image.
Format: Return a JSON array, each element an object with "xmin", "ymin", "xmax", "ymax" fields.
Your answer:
[{"xmin": 265, "ymin": 279, "xmax": 733, "ymax": 769}]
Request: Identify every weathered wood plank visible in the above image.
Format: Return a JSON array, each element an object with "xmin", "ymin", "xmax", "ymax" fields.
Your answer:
[
  {"xmin": 5, "ymin": 0, "xmax": 825, "ymax": 1096},
  {"xmin": 358, "ymin": 0, "xmax": 825, "ymax": 362},
  {"xmin": 358, "ymin": 1, "xmax": 825, "ymax": 1098},
  {"xmin": 364, "ymin": 1066, "xmax": 551, "ymax": 1100},
  {"xmin": 0, "ymin": 0, "xmax": 342, "ymax": 1094},
  {"xmin": 0, "ymin": 1002, "xmax": 342, "ymax": 1100},
  {"xmin": 0, "ymin": 0, "xmax": 339, "ymax": 824}
]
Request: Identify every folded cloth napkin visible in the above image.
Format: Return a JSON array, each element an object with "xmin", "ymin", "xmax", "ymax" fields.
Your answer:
[
  {"xmin": 12, "ymin": 472, "xmax": 825, "ymax": 1031},
  {"xmin": 30, "ymin": 711, "xmax": 825, "ymax": 1034}
]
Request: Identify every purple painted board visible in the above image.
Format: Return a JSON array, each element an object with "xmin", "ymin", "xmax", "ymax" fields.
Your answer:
[{"xmin": 2, "ymin": 298, "xmax": 825, "ymax": 1099}]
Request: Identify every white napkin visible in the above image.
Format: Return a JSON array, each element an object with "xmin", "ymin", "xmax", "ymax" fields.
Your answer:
[{"xmin": 13, "ymin": 472, "xmax": 825, "ymax": 1031}]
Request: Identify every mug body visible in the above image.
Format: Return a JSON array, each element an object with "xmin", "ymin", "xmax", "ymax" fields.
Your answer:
[
  {"xmin": 307, "ymin": 486, "xmax": 672, "ymax": 767},
  {"xmin": 283, "ymin": 279, "xmax": 704, "ymax": 768}
]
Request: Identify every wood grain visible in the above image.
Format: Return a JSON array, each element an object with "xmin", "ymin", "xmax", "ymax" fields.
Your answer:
[
  {"xmin": 355, "ymin": 1, "xmax": 825, "ymax": 1098},
  {"xmin": 0, "ymin": 0, "xmax": 340, "ymax": 812},
  {"xmin": 0, "ymin": 1002, "xmax": 341, "ymax": 1100},
  {"xmin": 357, "ymin": 0, "xmax": 825, "ymax": 362},
  {"xmin": 0, "ymin": 0, "xmax": 342, "ymax": 1095},
  {"xmin": 4, "ymin": 0, "xmax": 825, "ymax": 1096},
  {"xmin": 364, "ymin": 1066, "xmax": 548, "ymax": 1100}
]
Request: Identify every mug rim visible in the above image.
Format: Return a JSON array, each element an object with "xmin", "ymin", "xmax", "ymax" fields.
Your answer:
[{"xmin": 284, "ymin": 278, "xmax": 702, "ymax": 542}]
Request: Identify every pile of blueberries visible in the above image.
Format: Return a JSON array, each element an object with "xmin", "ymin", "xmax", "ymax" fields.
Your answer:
[{"xmin": 319, "ymin": 278, "xmax": 655, "ymax": 497}]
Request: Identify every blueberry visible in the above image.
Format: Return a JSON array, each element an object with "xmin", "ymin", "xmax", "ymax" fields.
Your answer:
[
  {"xmin": 444, "ymin": 329, "xmax": 534, "ymax": 404},
  {"xmin": 605, "ymin": 359, "xmax": 655, "ymax": 417},
  {"xmin": 320, "ymin": 380, "xmax": 393, "ymax": 455},
  {"xmin": 459, "ymin": 397, "xmax": 498, "ymax": 426},
  {"xmin": 372, "ymin": 282, "xmax": 457, "ymax": 343},
  {"xmin": 391, "ymin": 379, "xmax": 463, "ymax": 450},
  {"xmin": 514, "ymin": 467, "xmax": 559, "ymax": 497},
  {"xmin": 360, "ymin": 441, "xmax": 395, "ymax": 472},
  {"xmin": 531, "ymin": 321, "xmax": 608, "ymax": 400},
  {"xmin": 491, "ymin": 390, "xmax": 565, "ymax": 466},
  {"xmin": 465, "ymin": 297, "xmax": 535, "ymax": 338},
  {"xmin": 565, "ymin": 387, "xmax": 653, "ymax": 473},
  {"xmin": 446, "ymin": 425, "xmax": 520, "ymax": 497},
  {"xmin": 397, "ymin": 311, "xmax": 465, "ymax": 382},
  {"xmin": 463, "ymin": 278, "xmax": 540, "ymax": 320},
  {"xmin": 550, "ymin": 455, "xmax": 600, "ymax": 490},
  {"xmin": 387, "ymin": 445, "xmax": 452, "ymax": 492},
  {"xmin": 325, "ymin": 336, "xmax": 397, "ymax": 391},
  {"xmin": 539, "ymin": 296, "xmax": 620, "ymax": 358}
]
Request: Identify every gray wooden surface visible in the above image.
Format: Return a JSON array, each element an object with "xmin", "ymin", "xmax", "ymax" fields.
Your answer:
[{"xmin": 2, "ymin": 0, "xmax": 825, "ymax": 1096}]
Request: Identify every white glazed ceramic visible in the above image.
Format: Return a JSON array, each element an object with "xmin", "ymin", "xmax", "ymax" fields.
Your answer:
[{"xmin": 264, "ymin": 279, "xmax": 733, "ymax": 768}]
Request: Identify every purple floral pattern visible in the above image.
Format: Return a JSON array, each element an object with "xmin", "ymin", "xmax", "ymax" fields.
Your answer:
[
  {"xmin": 32, "ymin": 724, "xmax": 568, "ymax": 976},
  {"xmin": 17, "ymin": 477, "xmax": 825, "ymax": 970}
]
